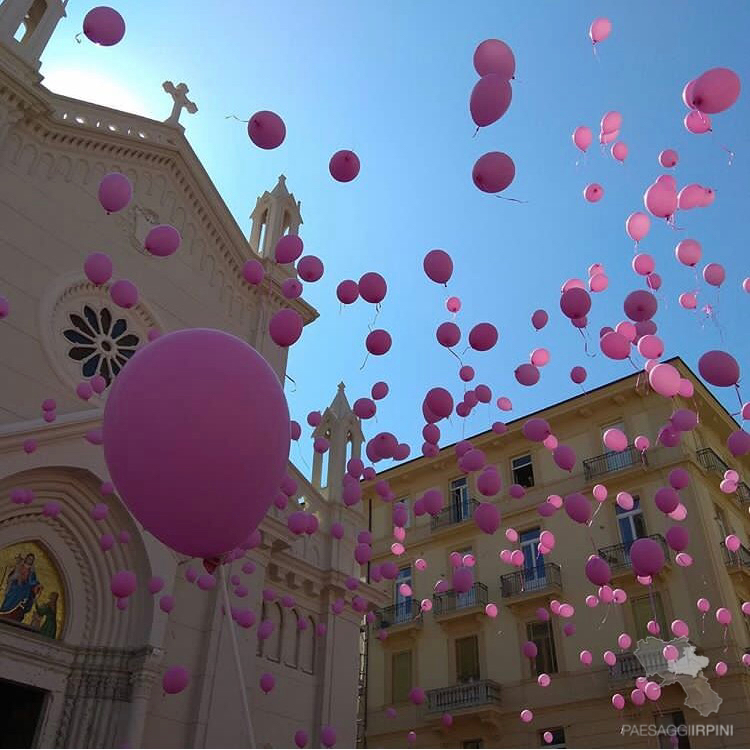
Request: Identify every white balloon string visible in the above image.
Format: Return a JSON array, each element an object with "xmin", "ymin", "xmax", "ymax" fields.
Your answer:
[{"xmin": 220, "ymin": 567, "xmax": 257, "ymax": 748}]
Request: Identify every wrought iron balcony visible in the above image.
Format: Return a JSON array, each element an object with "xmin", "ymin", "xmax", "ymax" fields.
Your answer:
[
  {"xmin": 583, "ymin": 445, "xmax": 643, "ymax": 481},
  {"xmin": 373, "ymin": 599, "xmax": 421, "ymax": 629},
  {"xmin": 433, "ymin": 582, "xmax": 488, "ymax": 616},
  {"xmin": 597, "ymin": 534, "xmax": 670, "ymax": 572},
  {"xmin": 499, "ymin": 562, "xmax": 562, "ymax": 599},
  {"xmin": 426, "ymin": 679, "xmax": 501, "ymax": 714},
  {"xmin": 721, "ymin": 541, "xmax": 750, "ymax": 569},
  {"xmin": 430, "ymin": 499, "xmax": 479, "ymax": 531}
]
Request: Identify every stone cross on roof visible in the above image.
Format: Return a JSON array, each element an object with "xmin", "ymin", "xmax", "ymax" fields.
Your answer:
[{"xmin": 162, "ymin": 81, "xmax": 197, "ymax": 127}]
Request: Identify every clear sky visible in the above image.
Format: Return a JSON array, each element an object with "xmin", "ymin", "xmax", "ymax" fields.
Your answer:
[{"xmin": 40, "ymin": 1, "xmax": 749, "ymax": 468}]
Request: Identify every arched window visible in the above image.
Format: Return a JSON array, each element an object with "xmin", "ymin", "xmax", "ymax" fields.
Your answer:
[
  {"xmin": 284, "ymin": 609, "xmax": 299, "ymax": 668},
  {"xmin": 300, "ymin": 616, "xmax": 316, "ymax": 674}
]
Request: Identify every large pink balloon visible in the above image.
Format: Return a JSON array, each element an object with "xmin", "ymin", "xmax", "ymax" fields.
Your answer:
[
  {"xmin": 472, "ymin": 152, "xmax": 515, "ymax": 193},
  {"xmin": 98, "ymin": 172, "xmax": 132, "ymax": 213},
  {"xmin": 473, "ymin": 39, "xmax": 515, "ymax": 79},
  {"xmin": 83, "ymin": 6, "xmax": 126, "ymax": 46},
  {"xmin": 690, "ymin": 68, "xmax": 741, "ymax": 113},
  {"xmin": 684, "ymin": 110, "xmax": 712, "ymax": 134},
  {"xmin": 589, "ymin": 18, "xmax": 612, "ymax": 43},
  {"xmin": 270, "ymin": 309, "xmax": 303, "ymax": 347},
  {"xmin": 626, "ymin": 212, "xmax": 651, "ymax": 243},
  {"xmin": 247, "ymin": 111, "xmax": 286, "ymax": 150},
  {"xmin": 468, "ymin": 322, "xmax": 498, "ymax": 351},
  {"xmin": 572, "ymin": 126, "xmax": 592, "ymax": 153},
  {"xmin": 359, "ymin": 272, "xmax": 387, "ymax": 304},
  {"xmin": 424, "ymin": 249, "xmax": 453, "ymax": 285},
  {"xmin": 329, "ymin": 150, "xmax": 360, "ymax": 182},
  {"xmin": 103, "ymin": 330, "xmax": 290, "ymax": 558},
  {"xmin": 470, "ymin": 74, "xmax": 512, "ymax": 127},
  {"xmin": 698, "ymin": 350, "xmax": 740, "ymax": 387}
]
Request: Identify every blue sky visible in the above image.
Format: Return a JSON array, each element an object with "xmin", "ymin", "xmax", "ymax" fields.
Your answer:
[{"xmin": 41, "ymin": 1, "xmax": 749, "ymax": 466}]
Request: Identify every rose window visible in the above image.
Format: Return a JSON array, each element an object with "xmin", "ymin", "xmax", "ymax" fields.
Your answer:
[{"xmin": 63, "ymin": 305, "xmax": 139, "ymax": 383}]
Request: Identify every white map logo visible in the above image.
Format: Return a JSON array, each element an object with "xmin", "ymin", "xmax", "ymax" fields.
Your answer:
[{"xmin": 634, "ymin": 636, "xmax": 722, "ymax": 717}]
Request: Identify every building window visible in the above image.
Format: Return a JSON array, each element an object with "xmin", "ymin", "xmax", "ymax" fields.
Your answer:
[
  {"xmin": 512, "ymin": 455, "xmax": 535, "ymax": 488},
  {"xmin": 463, "ymin": 741, "xmax": 484, "ymax": 749},
  {"xmin": 393, "ymin": 566, "xmax": 412, "ymax": 623},
  {"xmin": 632, "ymin": 592, "xmax": 667, "ymax": 640},
  {"xmin": 616, "ymin": 496, "xmax": 646, "ymax": 547},
  {"xmin": 64, "ymin": 305, "xmax": 139, "ymax": 384},
  {"xmin": 527, "ymin": 621, "xmax": 558, "ymax": 675},
  {"xmin": 450, "ymin": 477, "xmax": 471, "ymax": 521},
  {"xmin": 540, "ymin": 728, "xmax": 566, "ymax": 748},
  {"xmin": 656, "ymin": 711, "xmax": 690, "ymax": 748},
  {"xmin": 455, "ymin": 635, "xmax": 480, "ymax": 683},
  {"xmin": 391, "ymin": 650, "xmax": 412, "ymax": 703},
  {"xmin": 520, "ymin": 529, "xmax": 546, "ymax": 584}
]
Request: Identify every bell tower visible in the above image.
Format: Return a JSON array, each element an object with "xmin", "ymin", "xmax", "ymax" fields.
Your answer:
[
  {"xmin": 0, "ymin": 0, "xmax": 67, "ymax": 70},
  {"xmin": 248, "ymin": 174, "xmax": 302, "ymax": 258}
]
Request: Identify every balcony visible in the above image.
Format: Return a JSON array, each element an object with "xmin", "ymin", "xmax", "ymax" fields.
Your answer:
[
  {"xmin": 426, "ymin": 679, "xmax": 501, "ymax": 714},
  {"xmin": 430, "ymin": 499, "xmax": 479, "ymax": 532},
  {"xmin": 499, "ymin": 563, "xmax": 562, "ymax": 602},
  {"xmin": 721, "ymin": 542, "xmax": 750, "ymax": 584},
  {"xmin": 433, "ymin": 582, "xmax": 488, "ymax": 618},
  {"xmin": 373, "ymin": 599, "xmax": 422, "ymax": 630},
  {"xmin": 583, "ymin": 445, "xmax": 644, "ymax": 481},
  {"xmin": 597, "ymin": 534, "xmax": 670, "ymax": 576},
  {"xmin": 697, "ymin": 448, "xmax": 750, "ymax": 507}
]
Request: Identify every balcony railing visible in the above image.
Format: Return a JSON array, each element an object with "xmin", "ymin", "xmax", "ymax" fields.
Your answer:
[
  {"xmin": 426, "ymin": 679, "xmax": 501, "ymax": 713},
  {"xmin": 433, "ymin": 582, "xmax": 488, "ymax": 616},
  {"xmin": 430, "ymin": 499, "xmax": 479, "ymax": 531},
  {"xmin": 373, "ymin": 599, "xmax": 421, "ymax": 629},
  {"xmin": 697, "ymin": 448, "xmax": 750, "ymax": 506},
  {"xmin": 721, "ymin": 542, "xmax": 750, "ymax": 569},
  {"xmin": 597, "ymin": 534, "xmax": 670, "ymax": 572},
  {"xmin": 499, "ymin": 562, "xmax": 562, "ymax": 599},
  {"xmin": 583, "ymin": 445, "xmax": 643, "ymax": 481}
]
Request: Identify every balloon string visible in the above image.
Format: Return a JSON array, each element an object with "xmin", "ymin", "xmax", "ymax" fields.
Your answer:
[
  {"xmin": 225, "ymin": 115, "xmax": 250, "ymax": 123},
  {"xmin": 494, "ymin": 195, "xmax": 529, "ymax": 204}
]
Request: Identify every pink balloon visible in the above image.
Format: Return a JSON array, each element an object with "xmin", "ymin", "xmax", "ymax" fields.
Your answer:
[
  {"xmin": 703, "ymin": 263, "xmax": 725, "ymax": 287},
  {"xmin": 358, "ymin": 272, "xmax": 387, "ymax": 304},
  {"xmin": 699, "ymin": 350, "xmax": 740, "ymax": 387},
  {"xmin": 675, "ymin": 239, "xmax": 701, "ymax": 267},
  {"xmin": 684, "ymin": 110, "xmax": 712, "ymax": 134},
  {"xmin": 329, "ymin": 150, "xmax": 360, "ymax": 182},
  {"xmin": 162, "ymin": 665, "xmax": 190, "ymax": 694},
  {"xmin": 145, "ymin": 225, "xmax": 181, "ymax": 258},
  {"xmin": 84, "ymin": 252, "xmax": 113, "ymax": 285},
  {"xmin": 470, "ymin": 74, "xmax": 512, "ymax": 127},
  {"xmin": 83, "ymin": 6, "xmax": 126, "ymax": 46},
  {"xmin": 572, "ymin": 126, "xmax": 593, "ymax": 153},
  {"xmin": 336, "ymin": 280, "xmax": 359, "ymax": 304},
  {"xmin": 472, "ymin": 152, "xmax": 515, "ymax": 193},
  {"xmin": 270, "ymin": 309, "xmax": 304, "ymax": 347},
  {"xmin": 473, "ymin": 39, "xmax": 515, "ymax": 79},
  {"xmin": 583, "ymin": 183, "xmax": 604, "ymax": 203},
  {"xmin": 690, "ymin": 67, "xmax": 741, "ymax": 114},
  {"xmin": 275, "ymin": 235, "xmax": 304, "ymax": 264},
  {"xmin": 110, "ymin": 279, "xmax": 138, "ymax": 309},
  {"xmin": 589, "ymin": 18, "xmax": 612, "ymax": 43},
  {"xmin": 98, "ymin": 172, "xmax": 132, "ymax": 213},
  {"xmin": 611, "ymin": 142, "xmax": 627, "ymax": 162},
  {"xmin": 103, "ymin": 330, "xmax": 289, "ymax": 558},
  {"xmin": 247, "ymin": 111, "xmax": 286, "ymax": 149},
  {"xmin": 626, "ymin": 212, "xmax": 651, "ymax": 243}
]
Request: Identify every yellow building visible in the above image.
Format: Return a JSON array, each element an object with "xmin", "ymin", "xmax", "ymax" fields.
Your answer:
[{"xmin": 361, "ymin": 358, "xmax": 750, "ymax": 749}]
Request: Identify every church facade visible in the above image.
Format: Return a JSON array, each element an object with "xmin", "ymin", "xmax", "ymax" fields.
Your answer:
[{"xmin": 0, "ymin": 1, "xmax": 380, "ymax": 747}]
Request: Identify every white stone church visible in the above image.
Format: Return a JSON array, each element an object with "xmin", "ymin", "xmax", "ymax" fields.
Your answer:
[{"xmin": 0, "ymin": 0, "xmax": 382, "ymax": 746}]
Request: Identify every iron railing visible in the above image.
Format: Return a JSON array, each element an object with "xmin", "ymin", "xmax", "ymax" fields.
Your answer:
[
  {"xmin": 430, "ymin": 499, "xmax": 479, "ymax": 531},
  {"xmin": 583, "ymin": 445, "xmax": 643, "ymax": 481},
  {"xmin": 697, "ymin": 448, "xmax": 750, "ymax": 506},
  {"xmin": 597, "ymin": 534, "xmax": 670, "ymax": 571},
  {"xmin": 433, "ymin": 582, "xmax": 488, "ymax": 616},
  {"xmin": 721, "ymin": 542, "xmax": 750, "ymax": 569},
  {"xmin": 499, "ymin": 562, "xmax": 562, "ymax": 598},
  {"xmin": 373, "ymin": 599, "xmax": 421, "ymax": 629},
  {"xmin": 426, "ymin": 679, "xmax": 501, "ymax": 713}
]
